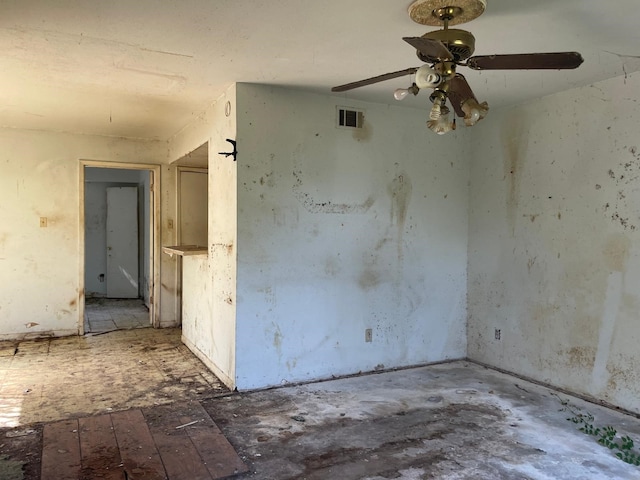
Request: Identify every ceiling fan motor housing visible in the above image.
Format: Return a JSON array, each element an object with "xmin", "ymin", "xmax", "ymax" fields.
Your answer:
[{"xmin": 419, "ymin": 28, "xmax": 476, "ymax": 63}]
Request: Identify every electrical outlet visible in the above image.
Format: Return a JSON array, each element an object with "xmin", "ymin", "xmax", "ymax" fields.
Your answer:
[
  {"xmin": 39, "ymin": 217, "xmax": 47, "ymax": 227},
  {"xmin": 494, "ymin": 328, "xmax": 501, "ymax": 340},
  {"xmin": 365, "ymin": 328, "xmax": 373, "ymax": 343}
]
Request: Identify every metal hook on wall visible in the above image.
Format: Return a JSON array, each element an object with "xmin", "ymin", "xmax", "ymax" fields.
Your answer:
[{"xmin": 218, "ymin": 139, "xmax": 237, "ymax": 162}]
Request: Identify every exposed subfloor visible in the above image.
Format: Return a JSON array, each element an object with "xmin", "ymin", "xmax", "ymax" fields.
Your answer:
[
  {"xmin": 2, "ymin": 329, "xmax": 640, "ymax": 479},
  {"xmin": 84, "ymin": 297, "xmax": 151, "ymax": 333}
]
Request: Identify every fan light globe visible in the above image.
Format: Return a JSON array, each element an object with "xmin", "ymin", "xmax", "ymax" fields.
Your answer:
[
  {"xmin": 461, "ymin": 98, "xmax": 489, "ymax": 126},
  {"xmin": 427, "ymin": 106, "xmax": 455, "ymax": 134},
  {"xmin": 415, "ymin": 65, "xmax": 443, "ymax": 89}
]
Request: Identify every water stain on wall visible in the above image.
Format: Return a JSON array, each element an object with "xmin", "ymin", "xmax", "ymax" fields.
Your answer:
[
  {"xmin": 352, "ymin": 120, "xmax": 372, "ymax": 142},
  {"xmin": 564, "ymin": 346, "xmax": 596, "ymax": 369},
  {"xmin": 272, "ymin": 206, "xmax": 299, "ymax": 227},
  {"xmin": 388, "ymin": 173, "xmax": 412, "ymax": 260},
  {"xmin": 501, "ymin": 117, "xmax": 527, "ymax": 235},
  {"xmin": 606, "ymin": 354, "xmax": 639, "ymax": 400},
  {"xmin": 358, "ymin": 269, "xmax": 380, "ymax": 290},
  {"xmin": 324, "ymin": 257, "xmax": 341, "ymax": 276},
  {"xmin": 272, "ymin": 323, "xmax": 283, "ymax": 354},
  {"xmin": 55, "ymin": 309, "xmax": 71, "ymax": 320},
  {"xmin": 602, "ymin": 234, "xmax": 631, "ymax": 272},
  {"xmin": 622, "ymin": 292, "xmax": 639, "ymax": 314},
  {"xmin": 388, "ymin": 174, "xmax": 412, "ymax": 229}
]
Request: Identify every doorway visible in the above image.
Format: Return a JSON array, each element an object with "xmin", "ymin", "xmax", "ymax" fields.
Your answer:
[
  {"xmin": 79, "ymin": 161, "xmax": 161, "ymax": 334},
  {"xmin": 172, "ymin": 142, "xmax": 208, "ymax": 324}
]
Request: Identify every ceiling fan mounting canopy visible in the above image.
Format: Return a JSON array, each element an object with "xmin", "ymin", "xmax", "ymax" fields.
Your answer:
[{"xmin": 408, "ymin": 0, "xmax": 487, "ymax": 26}]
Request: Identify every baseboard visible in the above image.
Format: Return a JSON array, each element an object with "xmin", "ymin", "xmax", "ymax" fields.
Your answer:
[
  {"xmin": 0, "ymin": 329, "xmax": 78, "ymax": 341},
  {"xmin": 467, "ymin": 358, "xmax": 640, "ymax": 419},
  {"xmin": 181, "ymin": 335, "xmax": 236, "ymax": 390}
]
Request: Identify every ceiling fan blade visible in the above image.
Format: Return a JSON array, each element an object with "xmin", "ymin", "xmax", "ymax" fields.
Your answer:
[
  {"xmin": 331, "ymin": 67, "xmax": 418, "ymax": 92},
  {"xmin": 447, "ymin": 74, "xmax": 475, "ymax": 117},
  {"xmin": 467, "ymin": 52, "xmax": 584, "ymax": 70},
  {"xmin": 403, "ymin": 37, "xmax": 454, "ymax": 61}
]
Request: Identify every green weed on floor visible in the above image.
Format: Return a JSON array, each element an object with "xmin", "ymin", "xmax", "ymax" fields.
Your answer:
[{"xmin": 554, "ymin": 393, "xmax": 640, "ymax": 466}]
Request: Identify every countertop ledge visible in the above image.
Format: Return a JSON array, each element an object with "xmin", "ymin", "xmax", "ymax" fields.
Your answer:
[{"xmin": 163, "ymin": 245, "xmax": 207, "ymax": 257}]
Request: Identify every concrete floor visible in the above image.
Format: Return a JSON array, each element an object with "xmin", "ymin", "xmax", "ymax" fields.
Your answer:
[
  {"xmin": 2, "ymin": 329, "xmax": 640, "ymax": 479},
  {"xmin": 204, "ymin": 362, "xmax": 640, "ymax": 479}
]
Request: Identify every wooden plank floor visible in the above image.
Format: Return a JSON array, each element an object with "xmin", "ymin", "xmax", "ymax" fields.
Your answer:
[{"xmin": 41, "ymin": 402, "xmax": 248, "ymax": 480}]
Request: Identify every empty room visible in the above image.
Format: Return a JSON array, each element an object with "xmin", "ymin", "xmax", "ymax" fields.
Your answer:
[{"xmin": 1, "ymin": 1, "xmax": 640, "ymax": 479}]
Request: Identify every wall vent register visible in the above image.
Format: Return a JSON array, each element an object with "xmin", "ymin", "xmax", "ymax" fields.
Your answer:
[{"xmin": 337, "ymin": 107, "xmax": 364, "ymax": 129}]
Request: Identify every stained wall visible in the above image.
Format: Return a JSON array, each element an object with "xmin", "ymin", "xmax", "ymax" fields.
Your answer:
[
  {"xmin": 170, "ymin": 85, "xmax": 238, "ymax": 388},
  {"xmin": 234, "ymin": 85, "xmax": 470, "ymax": 389},
  {"xmin": 0, "ymin": 129, "xmax": 174, "ymax": 339},
  {"xmin": 467, "ymin": 71, "xmax": 640, "ymax": 413}
]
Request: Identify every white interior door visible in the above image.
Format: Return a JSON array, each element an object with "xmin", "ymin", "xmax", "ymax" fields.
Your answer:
[{"xmin": 106, "ymin": 186, "xmax": 139, "ymax": 298}]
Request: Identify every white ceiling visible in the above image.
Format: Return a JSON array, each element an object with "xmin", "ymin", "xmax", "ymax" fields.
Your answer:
[{"xmin": 1, "ymin": 0, "xmax": 639, "ymax": 141}]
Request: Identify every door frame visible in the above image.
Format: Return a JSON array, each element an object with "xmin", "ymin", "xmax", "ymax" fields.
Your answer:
[{"xmin": 79, "ymin": 160, "xmax": 162, "ymax": 333}]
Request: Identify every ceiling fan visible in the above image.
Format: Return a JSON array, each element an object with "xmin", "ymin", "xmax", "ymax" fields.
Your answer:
[{"xmin": 331, "ymin": 0, "xmax": 584, "ymax": 134}]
